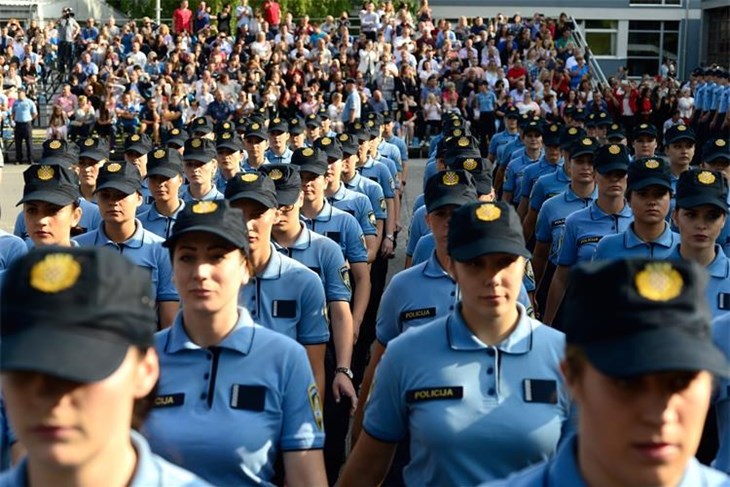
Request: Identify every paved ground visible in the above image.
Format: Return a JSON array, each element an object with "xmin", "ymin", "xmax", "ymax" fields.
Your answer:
[{"xmin": 0, "ymin": 157, "xmax": 427, "ymax": 279}]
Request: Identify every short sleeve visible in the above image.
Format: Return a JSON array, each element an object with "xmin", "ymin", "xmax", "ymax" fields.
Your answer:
[
  {"xmin": 155, "ymin": 243, "xmax": 180, "ymax": 302},
  {"xmin": 362, "ymin": 344, "xmax": 408, "ymax": 443},
  {"xmin": 535, "ymin": 203, "xmax": 552, "ymax": 243},
  {"xmin": 296, "ymin": 270, "xmax": 330, "ymax": 345},
  {"xmin": 556, "ymin": 217, "xmax": 579, "ymax": 266},
  {"xmin": 343, "ymin": 218, "xmax": 368, "ymax": 264}
]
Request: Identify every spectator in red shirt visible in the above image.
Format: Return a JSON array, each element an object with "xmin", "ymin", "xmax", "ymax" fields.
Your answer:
[
  {"xmin": 507, "ymin": 59, "xmax": 527, "ymax": 86},
  {"xmin": 172, "ymin": 0, "xmax": 193, "ymax": 35},
  {"xmin": 263, "ymin": 0, "xmax": 281, "ymax": 35}
]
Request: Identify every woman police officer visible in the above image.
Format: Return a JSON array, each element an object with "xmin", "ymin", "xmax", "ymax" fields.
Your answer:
[
  {"xmin": 340, "ymin": 201, "xmax": 574, "ymax": 486},
  {"xmin": 484, "ymin": 259, "xmax": 730, "ymax": 486},
  {"xmin": 142, "ymin": 199, "xmax": 327, "ymax": 486},
  {"xmin": 0, "ymin": 247, "xmax": 211, "ymax": 486}
]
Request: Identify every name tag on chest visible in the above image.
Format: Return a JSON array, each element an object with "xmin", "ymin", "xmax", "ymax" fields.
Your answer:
[
  {"xmin": 401, "ymin": 307, "xmax": 436, "ymax": 321},
  {"xmin": 718, "ymin": 293, "xmax": 730, "ymax": 310},
  {"xmin": 272, "ymin": 300, "xmax": 297, "ymax": 318},
  {"xmin": 523, "ymin": 379, "xmax": 558, "ymax": 404},
  {"xmin": 230, "ymin": 384, "xmax": 266, "ymax": 411},
  {"xmin": 406, "ymin": 386, "xmax": 463, "ymax": 403},
  {"xmin": 154, "ymin": 393, "xmax": 185, "ymax": 408}
]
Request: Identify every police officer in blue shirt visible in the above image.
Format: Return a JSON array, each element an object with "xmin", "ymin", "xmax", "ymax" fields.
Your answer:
[
  {"xmin": 139, "ymin": 148, "xmax": 186, "ymax": 239},
  {"xmin": 0, "ymin": 247, "xmax": 212, "ymax": 486},
  {"xmin": 0, "ymin": 227, "xmax": 25, "ymax": 271},
  {"xmin": 531, "ymin": 138, "xmax": 598, "ymax": 312},
  {"xmin": 712, "ymin": 312, "xmax": 730, "ymax": 474},
  {"xmin": 181, "ymin": 137, "xmax": 225, "ymax": 203},
  {"xmin": 544, "ymin": 142, "xmax": 633, "ymax": 325},
  {"xmin": 669, "ymin": 168, "xmax": 730, "ymax": 320},
  {"xmin": 701, "ymin": 139, "xmax": 730, "ymax": 254},
  {"xmin": 341, "ymin": 201, "xmax": 574, "ymax": 487},
  {"xmin": 503, "ymin": 120, "xmax": 545, "ymax": 206},
  {"xmin": 289, "ymin": 116, "xmax": 307, "ymax": 151},
  {"xmin": 123, "ymin": 133, "xmax": 153, "ymax": 205},
  {"xmin": 484, "ymin": 259, "xmax": 730, "ymax": 487},
  {"xmin": 593, "ymin": 157, "xmax": 679, "ymax": 260},
  {"xmin": 517, "ymin": 122, "xmax": 563, "ymax": 219},
  {"xmin": 665, "ymin": 124, "xmax": 696, "ymax": 192},
  {"xmin": 214, "ymin": 130, "xmax": 244, "ymax": 192},
  {"xmin": 488, "ymin": 105, "xmax": 520, "ymax": 164},
  {"xmin": 188, "ymin": 116, "xmax": 215, "ymax": 140},
  {"xmin": 242, "ymin": 121, "xmax": 272, "ymax": 171},
  {"xmin": 10, "ymin": 87, "xmax": 36, "ymax": 164},
  {"xmin": 165, "ymin": 126, "xmax": 187, "ymax": 152},
  {"xmin": 381, "ymin": 111, "xmax": 408, "ymax": 181},
  {"xmin": 74, "ymin": 161, "xmax": 179, "ymax": 327},
  {"xmin": 632, "ymin": 122, "xmax": 659, "ymax": 160},
  {"xmin": 606, "ymin": 122, "xmax": 627, "ymax": 145},
  {"xmin": 76, "ymin": 136, "xmax": 109, "ymax": 202},
  {"xmin": 319, "ymin": 135, "xmax": 379, "ymax": 262},
  {"xmin": 144, "ymin": 200, "xmax": 327, "ymax": 486},
  {"xmin": 265, "ymin": 117, "xmax": 293, "ymax": 164}
]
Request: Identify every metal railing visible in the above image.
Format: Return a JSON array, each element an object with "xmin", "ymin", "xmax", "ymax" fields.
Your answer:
[{"xmin": 569, "ymin": 15, "xmax": 609, "ymax": 90}]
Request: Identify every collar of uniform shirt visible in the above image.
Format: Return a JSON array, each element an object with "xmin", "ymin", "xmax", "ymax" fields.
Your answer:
[
  {"xmin": 163, "ymin": 307, "xmax": 255, "ymax": 355},
  {"xmin": 447, "ymin": 302, "xmax": 534, "ymax": 354}
]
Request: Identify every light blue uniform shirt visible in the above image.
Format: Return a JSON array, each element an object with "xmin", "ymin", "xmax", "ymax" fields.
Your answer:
[
  {"xmin": 712, "ymin": 313, "xmax": 730, "ymax": 474},
  {"xmin": 481, "ymin": 434, "xmax": 730, "ymax": 487},
  {"xmin": 668, "ymin": 245, "xmax": 730, "ymax": 320},
  {"xmin": 703, "ymin": 82, "xmax": 717, "ymax": 111},
  {"xmin": 239, "ymin": 245, "xmax": 329, "ymax": 345},
  {"xmin": 375, "ymin": 154, "xmax": 400, "ymax": 189},
  {"xmin": 181, "ymin": 185, "xmax": 225, "ymax": 204},
  {"xmin": 301, "ymin": 200, "xmax": 368, "ymax": 264},
  {"xmin": 719, "ymin": 86, "xmax": 730, "ymax": 114},
  {"xmin": 144, "ymin": 309, "xmax": 325, "ymax": 487},
  {"xmin": 10, "ymin": 98, "xmax": 36, "ymax": 123},
  {"xmin": 378, "ymin": 139, "xmax": 403, "ymax": 172},
  {"xmin": 488, "ymin": 129, "xmax": 519, "ymax": 160},
  {"xmin": 344, "ymin": 172, "xmax": 387, "ymax": 221},
  {"xmin": 535, "ymin": 186, "xmax": 597, "ymax": 265},
  {"xmin": 695, "ymin": 82, "xmax": 707, "ymax": 112},
  {"xmin": 412, "ymin": 193, "xmax": 425, "ymax": 214},
  {"xmin": 0, "ymin": 230, "xmax": 26, "ymax": 270},
  {"xmin": 327, "ymin": 183, "xmax": 378, "ymax": 236},
  {"xmin": 376, "ymin": 251, "xmax": 458, "ymax": 346},
  {"xmin": 521, "ymin": 159, "xmax": 562, "ymax": 205},
  {"xmin": 592, "ymin": 223, "xmax": 679, "ymax": 260},
  {"xmin": 530, "ymin": 168, "xmax": 571, "ymax": 212},
  {"xmin": 0, "ymin": 398, "xmax": 14, "ymax": 471},
  {"xmin": 712, "ymin": 84, "xmax": 725, "ymax": 111},
  {"xmin": 422, "ymin": 159, "xmax": 439, "ymax": 191},
  {"xmin": 406, "ymin": 205, "xmax": 428, "ymax": 257},
  {"xmin": 1, "ymin": 431, "xmax": 212, "ymax": 486},
  {"xmin": 498, "ymin": 138, "xmax": 525, "ymax": 168},
  {"xmin": 557, "ymin": 201, "xmax": 633, "ymax": 266},
  {"xmin": 477, "ymin": 91, "xmax": 497, "ymax": 112},
  {"xmin": 138, "ymin": 200, "xmax": 186, "ymax": 239},
  {"xmin": 274, "ymin": 224, "xmax": 351, "ymax": 303},
  {"xmin": 364, "ymin": 303, "xmax": 574, "ymax": 486},
  {"xmin": 359, "ymin": 158, "xmax": 396, "ymax": 199},
  {"xmin": 73, "ymin": 221, "xmax": 178, "ymax": 303},
  {"xmin": 264, "ymin": 147, "xmax": 293, "ymax": 165},
  {"xmin": 504, "ymin": 151, "xmax": 544, "ymax": 203},
  {"xmin": 428, "ymin": 134, "xmax": 443, "ymax": 159},
  {"xmin": 14, "ymin": 198, "xmax": 102, "ymax": 243},
  {"xmin": 384, "ymin": 134, "xmax": 408, "ymax": 162}
]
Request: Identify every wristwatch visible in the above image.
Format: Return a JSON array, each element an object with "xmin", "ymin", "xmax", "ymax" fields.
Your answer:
[
  {"xmin": 385, "ymin": 234, "xmax": 395, "ymax": 242},
  {"xmin": 335, "ymin": 367, "xmax": 354, "ymax": 380}
]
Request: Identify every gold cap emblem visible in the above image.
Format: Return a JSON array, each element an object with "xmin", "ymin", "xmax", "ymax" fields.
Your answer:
[
  {"xmin": 582, "ymin": 138, "xmax": 593, "ymax": 146},
  {"xmin": 241, "ymin": 173, "xmax": 259, "ymax": 182},
  {"xmin": 475, "ymin": 203, "xmax": 502, "ymax": 222},
  {"xmin": 191, "ymin": 138, "xmax": 202, "ymax": 148},
  {"xmin": 222, "ymin": 132, "xmax": 232, "ymax": 140},
  {"xmin": 452, "ymin": 129, "xmax": 463, "ymax": 137},
  {"xmin": 131, "ymin": 134, "xmax": 141, "ymax": 142},
  {"xmin": 717, "ymin": 139, "xmax": 727, "ymax": 147},
  {"xmin": 442, "ymin": 171, "xmax": 459, "ymax": 186},
  {"xmin": 608, "ymin": 145, "xmax": 621, "ymax": 155},
  {"xmin": 171, "ymin": 128, "xmax": 180, "ymax": 135},
  {"xmin": 698, "ymin": 171, "xmax": 716, "ymax": 185},
  {"xmin": 463, "ymin": 158, "xmax": 478, "ymax": 171},
  {"xmin": 273, "ymin": 118, "xmax": 281, "ymax": 123},
  {"xmin": 568, "ymin": 127, "xmax": 578, "ymax": 135},
  {"xmin": 30, "ymin": 253, "xmax": 82, "ymax": 294},
  {"xmin": 354, "ymin": 123, "xmax": 362, "ymax": 130},
  {"xmin": 192, "ymin": 201, "xmax": 218, "ymax": 214},
  {"xmin": 251, "ymin": 123, "xmax": 260, "ymax": 130},
  {"xmin": 222, "ymin": 122, "xmax": 231, "ymax": 129},
  {"xmin": 320, "ymin": 137, "xmax": 332, "ymax": 146},
  {"xmin": 453, "ymin": 120, "xmax": 462, "ymax": 127},
  {"xmin": 677, "ymin": 125, "xmax": 687, "ymax": 131},
  {"xmin": 635, "ymin": 262, "xmax": 683, "ymax": 302},
  {"xmin": 611, "ymin": 124, "xmax": 619, "ymax": 130},
  {"xmin": 640, "ymin": 124, "xmax": 649, "ymax": 129},
  {"xmin": 84, "ymin": 138, "xmax": 95, "ymax": 147},
  {"xmin": 367, "ymin": 120, "xmax": 374, "ymax": 128},
  {"xmin": 49, "ymin": 140, "xmax": 62, "ymax": 150},
  {"xmin": 154, "ymin": 149, "xmax": 166, "ymax": 159},
  {"xmin": 269, "ymin": 168, "xmax": 283, "ymax": 181},
  {"xmin": 550, "ymin": 124, "xmax": 559, "ymax": 132},
  {"xmin": 107, "ymin": 163, "xmax": 122, "ymax": 173},
  {"xmin": 196, "ymin": 118, "xmax": 206, "ymax": 125},
  {"xmin": 645, "ymin": 159, "xmax": 660, "ymax": 169},
  {"xmin": 37, "ymin": 165, "xmax": 55, "ymax": 181},
  {"xmin": 458, "ymin": 137, "xmax": 470, "ymax": 147},
  {"xmin": 291, "ymin": 119, "xmax": 298, "ymax": 125},
  {"xmin": 302, "ymin": 148, "xmax": 314, "ymax": 157},
  {"xmin": 339, "ymin": 134, "xmax": 349, "ymax": 142}
]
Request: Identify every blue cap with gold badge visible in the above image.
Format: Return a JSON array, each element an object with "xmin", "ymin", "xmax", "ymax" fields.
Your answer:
[
  {"xmin": 594, "ymin": 143, "xmax": 630, "ymax": 175},
  {"xmin": 164, "ymin": 199, "xmax": 249, "ymax": 251},
  {"xmin": 124, "ymin": 133, "xmax": 153, "ymax": 155},
  {"xmin": 147, "ymin": 148, "xmax": 184, "ymax": 178},
  {"xmin": 628, "ymin": 157, "xmax": 672, "ymax": 192},
  {"xmin": 184, "ymin": 137, "xmax": 217, "ymax": 163},
  {"xmin": 94, "ymin": 161, "xmax": 142, "ymax": 195},
  {"xmin": 224, "ymin": 171, "xmax": 278, "ymax": 208},
  {"xmin": 676, "ymin": 168, "xmax": 729, "ymax": 213},
  {"xmin": 261, "ymin": 164, "xmax": 301, "ymax": 206},
  {"xmin": 424, "ymin": 169, "xmax": 477, "ymax": 213},
  {"xmin": 18, "ymin": 164, "xmax": 80, "ymax": 206},
  {"xmin": 291, "ymin": 147, "xmax": 328, "ymax": 175}
]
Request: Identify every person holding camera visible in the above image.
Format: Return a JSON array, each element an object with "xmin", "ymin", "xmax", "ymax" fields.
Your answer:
[{"xmin": 57, "ymin": 8, "xmax": 80, "ymax": 75}]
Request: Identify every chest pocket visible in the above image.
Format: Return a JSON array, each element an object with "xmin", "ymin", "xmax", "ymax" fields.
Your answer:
[{"xmin": 272, "ymin": 299, "xmax": 297, "ymax": 319}]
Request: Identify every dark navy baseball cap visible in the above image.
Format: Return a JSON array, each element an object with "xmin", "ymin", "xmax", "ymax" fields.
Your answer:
[
  {"xmin": 424, "ymin": 170, "xmax": 478, "ymax": 213},
  {"xmin": 164, "ymin": 199, "xmax": 250, "ymax": 251},
  {"xmin": 165, "ymin": 127, "xmax": 188, "ymax": 148},
  {"xmin": 702, "ymin": 138, "xmax": 730, "ymax": 165},
  {"xmin": 560, "ymin": 126, "xmax": 586, "ymax": 150},
  {"xmin": 569, "ymin": 137, "xmax": 598, "ymax": 159},
  {"xmin": 124, "ymin": 133, "xmax": 153, "ymax": 155},
  {"xmin": 261, "ymin": 164, "xmax": 301, "ymax": 206},
  {"xmin": 147, "ymin": 148, "xmax": 184, "ymax": 178},
  {"xmin": 268, "ymin": 117, "xmax": 289, "ymax": 134},
  {"xmin": 291, "ymin": 147, "xmax": 328, "ymax": 175},
  {"xmin": 315, "ymin": 136, "xmax": 343, "ymax": 161},
  {"xmin": 675, "ymin": 168, "xmax": 729, "ymax": 213},
  {"xmin": 543, "ymin": 123, "xmax": 562, "ymax": 146},
  {"xmin": 77, "ymin": 137, "xmax": 109, "ymax": 161},
  {"xmin": 94, "ymin": 161, "xmax": 142, "ymax": 195},
  {"xmin": 665, "ymin": 124, "xmax": 696, "ymax": 146},
  {"xmin": 190, "ymin": 116, "xmax": 213, "ymax": 135},
  {"xmin": 216, "ymin": 131, "xmax": 244, "ymax": 152},
  {"xmin": 594, "ymin": 143, "xmax": 630, "ymax": 175},
  {"xmin": 1, "ymin": 247, "xmax": 157, "ymax": 383},
  {"xmin": 184, "ymin": 137, "xmax": 218, "ymax": 163},
  {"xmin": 288, "ymin": 117, "xmax": 305, "ymax": 135},
  {"xmin": 633, "ymin": 123, "xmax": 657, "ymax": 139},
  {"xmin": 225, "ymin": 172, "xmax": 278, "ymax": 208},
  {"xmin": 628, "ymin": 158, "xmax": 672, "ymax": 192},
  {"xmin": 447, "ymin": 155, "xmax": 493, "ymax": 196},
  {"xmin": 563, "ymin": 259, "xmax": 730, "ymax": 378},
  {"xmin": 18, "ymin": 164, "xmax": 80, "ymax": 206},
  {"xmin": 337, "ymin": 133, "xmax": 358, "ymax": 156}
]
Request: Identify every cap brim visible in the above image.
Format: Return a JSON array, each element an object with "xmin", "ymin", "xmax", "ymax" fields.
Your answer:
[
  {"xmin": 79, "ymin": 149, "xmax": 107, "ymax": 160},
  {"xmin": 227, "ymin": 192, "xmax": 277, "ymax": 208},
  {"xmin": 570, "ymin": 149, "xmax": 595, "ymax": 159},
  {"xmin": 296, "ymin": 166, "xmax": 327, "ymax": 176},
  {"xmin": 216, "ymin": 143, "xmax": 242, "ymax": 152},
  {"xmin": 17, "ymin": 190, "xmax": 77, "ymax": 207},
  {"xmin": 147, "ymin": 167, "xmax": 182, "ymax": 179},
  {"xmin": 704, "ymin": 154, "xmax": 730, "ymax": 165},
  {"xmin": 628, "ymin": 178, "xmax": 672, "ymax": 192},
  {"xmin": 426, "ymin": 195, "xmax": 474, "ymax": 213},
  {"xmin": 94, "ymin": 180, "xmax": 140, "ymax": 195},
  {"xmin": 450, "ymin": 238, "xmax": 531, "ymax": 261},
  {"xmin": 667, "ymin": 135, "xmax": 696, "ymax": 145},
  {"xmin": 0, "ymin": 326, "xmax": 130, "ymax": 383},
  {"xmin": 163, "ymin": 225, "xmax": 248, "ymax": 249},
  {"xmin": 583, "ymin": 328, "xmax": 730, "ymax": 378},
  {"xmin": 125, "ymin": 144, "xmax": 149, "ymax": 155},
  {"xmin": 676, "ymin": 195, "xmax": 729, "ymax": 213},
  {"xmin": 596, "ymin": 163, "xmax": 628, "ymax": 175},
  {"xmin": 275, "ymin": 189, "xmax": 300, "ymax": 206},
  {"xmin": 183, "ymin": 154, "xmax": 216, "ymax": 163}
]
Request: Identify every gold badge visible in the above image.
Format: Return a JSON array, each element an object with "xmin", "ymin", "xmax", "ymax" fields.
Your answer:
[
  {"xmin": 475, "ymin": 203, "xmax": 501, "ymax": 222},
  {"xmin": 599, "ymin": 112, "xmax": 607, "ymax": 118},
  {"xmin": 453, "ymin": 120, "xmax": 462, "ymax": 127},
  {"xmin": 367, "ymin": 121, "xmax": 374, "ymax": 128},
  {"xmin": 645, "ymin": 159, "xmax": 660, "ymax": 169},
  {"xmin": 550, "ymin": 124, "xmax": 559, "ymax": 132},
  {"xmin": 568, "ymin": 127, "xmax": 578, "ymax": 135},
  {"xmin": 339, "ymin": 134, "xmax": 348, "ymax": 142},
  {"xmin": 302, "ymin": 148, "xmax": 314, "ymax": 157},
  {"xmin": 308, "ymin": 384, "xmax": 324, "ymax": 431},
  {"xmin": 222, "ymin": 132, "xmax": 232, "ymax": 140},
  {"xmin": 191, "ymin": 201, "xmax": 218, "ymax": 214},
  {"xmin": 222, "ymin": 122, "xmax": 231, "ymax": 130},
  {"xmin": 442, "ymin": 171, "xmax": 459, "ymax": 186},
  {"xmin": 273, "ymin": 118, "xmax": 281, "ymax": 124},
  {"xmin": 196, "ymin": 118, "xmax": 206, "ymax": 125},
  {"xmin": 608, "ymin": 145, "xmax": 621, "ymax": 155},
  {"xmin": 452, "ymin": 129, "xmax": 463, "ymax": 137},
  {"xmin": 611, "ymin": 124, "xmax": 619, "ymax": 130},
  {"xmin": 30, "ymin": 253, "xmax": 82, "ymax": 294},
  {"xmin": 153, "ymin": 150, "xmax": 166, "ymax": 159},
  {"xmin": 251, "ymin": 123, "xmax": 260, "ymax": 130},
  {"xmin": 458, "ymin": 137, "xmax": 470, "ymax": 147},
  {"xmin": 291, "ymin": 119, "xmax": 298, "ymax": 125},
  {"xmin": 37, "ymin": 165, "xmax": 55, "ymax": 181},
  {"xmin": 717, "ymin": 139, "xmax": 727, "ymax": 147},
  {"xmin": 84, "ymin": 138, "xmax": 95, "ymax": 147},
  {"xmin": 677, "ymin": 125, "xmax": 687, "ymax": 131},
  {"xmin": 131, "ymin": 134, "xmax": 141, "ymax": 141},
  {"xmin": 191, "ymin": 139, "xmax": 202, "ymax": 148},
  {"xmin": 107, "ymin": 163, "xmax": 122, "ymax": 173},
  {"xmin": 241, "ymin": 173, "xmax": 259, "ymax": 182},
  {"xmin": 320, "ymin": 137, "xmax": 332, "ymax": 146},
  {"xmin": 698, "ymin": 171, "xmax": 716, "ymax": 185},
  {"xmin": 171, "ymin": 128, "xmax": 180, "ymax": 135},
  {"xmin": 463, "ymin": 158, "xmax": 478, "ymax": 171},
  {"xmin": 354, "ymin": 122, "xmax": 362, "ymax": 130},
  {"xmin": 269, "ymin": 168, "xmax": 283, "ymax": 181},
  {"xmin": 640, "ymin": 124, "xmax": 649, "ymax": 129},
  {"xmin": 49, "ymin": 140, "xmax": 62, "ymax": 150},
  {"xmin": 635, "ymin": 262, "xmax": 683, "ymax": 302},
  {"xmin": 582, "ymin": 138, "xmax": 593, "ymax": 146}
]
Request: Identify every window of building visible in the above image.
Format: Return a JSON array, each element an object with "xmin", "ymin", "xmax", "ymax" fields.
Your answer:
[
  {"xmin": 627, "ymin": 20, "xmax": 679, "ymax": 77},
  {"xmin": 629, "ymin": 0, "xmax": 681, "ymax": 5},
  {"xmin": 581, "ymin": 20, "xmax": 618, "ymax": 57}
]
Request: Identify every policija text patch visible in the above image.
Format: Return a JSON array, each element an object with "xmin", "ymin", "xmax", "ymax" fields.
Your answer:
[{"xmin": 406, "ymin": 387, "xmax": 463, "ymax": 403}]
